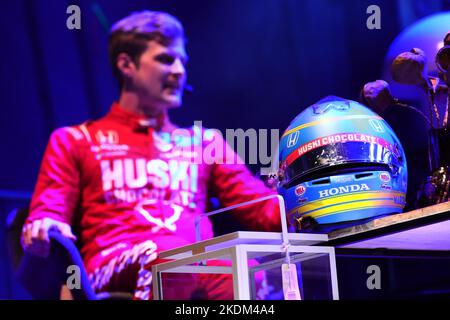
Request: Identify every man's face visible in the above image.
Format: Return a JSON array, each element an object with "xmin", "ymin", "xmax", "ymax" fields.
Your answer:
[{"xmin": 131, "ymin": 38, "xmax": 188, "ymax": 113}]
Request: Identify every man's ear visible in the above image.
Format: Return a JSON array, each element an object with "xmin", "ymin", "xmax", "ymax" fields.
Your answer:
[{"xmin": 116, "ymin": 53, "xmax": 136, "ymax": 79}]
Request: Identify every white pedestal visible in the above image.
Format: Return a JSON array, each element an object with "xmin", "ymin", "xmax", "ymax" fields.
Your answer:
[{"xmin": 152, "ymin": 231, "xmax": 339, "ymax": 300}]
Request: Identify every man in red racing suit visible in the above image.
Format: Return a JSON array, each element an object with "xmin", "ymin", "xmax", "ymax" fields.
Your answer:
[{"xmin": 21, "ymin": 11, "xmax": 280, "ymax": 300}]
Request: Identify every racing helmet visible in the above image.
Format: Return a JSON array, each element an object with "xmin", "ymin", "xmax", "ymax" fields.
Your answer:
[{"xmin": 277, "ymin": 96, "xmax": 408, "ymax": 228}]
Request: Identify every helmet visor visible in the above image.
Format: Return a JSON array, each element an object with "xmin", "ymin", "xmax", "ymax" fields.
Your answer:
[{"xmin": 281, "ymin": 138, "xmax": 403, "ymax": 187}]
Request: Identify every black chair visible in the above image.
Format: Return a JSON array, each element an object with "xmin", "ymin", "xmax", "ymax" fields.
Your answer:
[{"xmin": 5, "ymin": 208, "xmax": 132, "ymax": 300}]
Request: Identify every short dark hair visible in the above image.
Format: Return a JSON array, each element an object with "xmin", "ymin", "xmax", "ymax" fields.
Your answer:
[{"xmin": 108, "ymin": 11, "xmax": 185, "ymax": 86}]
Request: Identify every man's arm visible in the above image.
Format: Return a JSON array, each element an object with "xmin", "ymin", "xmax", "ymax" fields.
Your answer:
[
  {"xmin": 22, "ymin": 127, "xmax": 81, "ymax": 257},
  {"xmin": 21, "ymin": 217, "xmax": 76, "ymax": 257},
  {"xmin": 206, "ymin": 130, "xmax": 281, "ymax": 232}
]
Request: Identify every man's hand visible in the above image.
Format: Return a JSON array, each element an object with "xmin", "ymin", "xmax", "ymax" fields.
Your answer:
[{"xmin": 21, "ymin": 218, "xmax": 77, "ymax": 257}]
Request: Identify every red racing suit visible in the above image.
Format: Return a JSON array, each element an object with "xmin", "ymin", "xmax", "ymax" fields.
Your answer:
[{"xmin": 27, "ymin": 103, "xmax": 281, "ymax": 299}]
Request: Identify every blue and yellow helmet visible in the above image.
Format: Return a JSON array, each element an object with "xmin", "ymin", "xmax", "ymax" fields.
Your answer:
[{"xmin": 278, "ymin": 96, "xmax": 408, "ymax": 228}]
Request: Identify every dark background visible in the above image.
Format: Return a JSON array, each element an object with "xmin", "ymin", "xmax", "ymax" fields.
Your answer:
[{"xmin": 1, "ymin": 0, "xmax": 449, "ymax": 299}]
